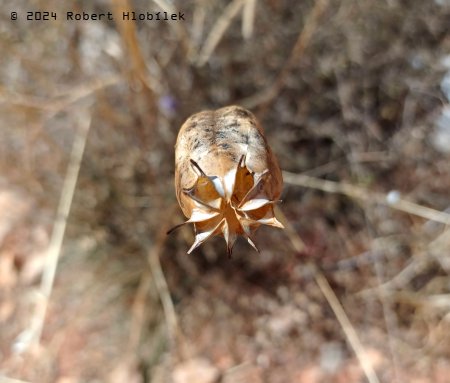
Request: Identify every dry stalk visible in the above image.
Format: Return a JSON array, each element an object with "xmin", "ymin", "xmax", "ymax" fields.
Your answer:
[
  {"xmin": 242, "ymin": 0, "xmax": 257, "ymax": 39},
  {"xmin": 146, "ymin": 203, "xmax": 189, "ymax": 360},
  {"xmin": 279, "ymin": 200, "xmax": 381, "ymax": 383},
  {"xmin": 191, "ymin": 0, "xmax": 207, "ymax": 57},
  {"xmin": 314, "ymin": 273, "xmax": 381, "ymax": 383},
  {"xmin": 111, "ymin": 0, "xmax": 153, "ymax": 90},
  {"xmin": 196, "ymin": 0, "xmax": 247, "ymax": 66},
  {"xmin": 0, "ymin": 76, "xmax": 120, "ymax": 114},
  {"xmin": 283, "ymin": 171, "xmax": 450, "ymax": 225},
  {"xmin": 16, "ymin": 111, "xmax": 91, "ymax": 352},
  {"xmin": 274, "ymin": 205, "xmax": 306, "ymax": 253},
  {"xmin": 151, "ymin": 0, "xmax": 192, "ymax": 55},
  {"xmin": 369, "ymin": 237, "xmax": 402, "ymax": 382},
  {"xmin": 242, "ymin": 0, "xmax": 329, "ymax": 110},
  {"xmin": 127, "ymin": 269, "xmax": 154, "ymax": 354},
  {"xmin": 0, "ymin": 377, "xmax": 31, "ymax": 383},
  {"xmin": 283, "ymin": 169, "xmax": 450, "ymax": 380},
  {"xmin": 360, "ymin": 227, "xmax": 450, "ymax": 297}
]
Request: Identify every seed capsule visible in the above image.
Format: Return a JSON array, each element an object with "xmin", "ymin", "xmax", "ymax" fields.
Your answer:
[{"xmin": 173, "ymin": 105, "xmax": 284, "ymax": 256}]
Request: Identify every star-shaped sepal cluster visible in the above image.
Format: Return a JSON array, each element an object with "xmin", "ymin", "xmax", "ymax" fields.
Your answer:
[{"xmin": 181, "ymin": 156, "xmax": 283, "ymax": 256}]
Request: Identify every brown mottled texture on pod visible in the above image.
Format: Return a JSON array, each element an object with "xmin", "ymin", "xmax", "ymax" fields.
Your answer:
[{"xmin": 173, "ymin": 105, "xmax": 284, "ymax": 256}]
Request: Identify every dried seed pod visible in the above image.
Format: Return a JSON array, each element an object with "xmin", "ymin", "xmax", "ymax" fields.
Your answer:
[{"xmin": 173, "ymin": 105, "xmax": 284, "ymax": 256}]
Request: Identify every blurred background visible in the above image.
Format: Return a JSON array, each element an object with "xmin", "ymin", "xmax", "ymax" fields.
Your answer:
[{"xmin": 1, "ymin": 0, "xmax": 450, "ymax": 382}]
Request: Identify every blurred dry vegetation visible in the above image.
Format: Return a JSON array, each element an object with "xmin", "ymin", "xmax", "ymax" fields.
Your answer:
[{"xmin": 1, "ymin": 0, "xmax": 450, "ymax": 382}]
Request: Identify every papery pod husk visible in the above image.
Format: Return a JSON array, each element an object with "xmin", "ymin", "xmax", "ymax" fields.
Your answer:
[{"xmin": 173, "ymin": 105, "xmax": 283, "ymax": 256}]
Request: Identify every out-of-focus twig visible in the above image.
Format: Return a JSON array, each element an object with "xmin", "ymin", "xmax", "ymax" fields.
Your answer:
[
  {"xmin": 0, "ymin": 377, "xmax": 31, "ymax": 383},
  {"xmin": 152, "ymin": 0, "xmax": 192, "ymax": 55},
  {"xmin": 359, "ymin": 227, "xmax": 450, "ymax": 296},
  {"xmin": 191, "ymin": 0, "xmax": 207, "ymax": 57},
  {"xmin": 274, "ymin": 205, "xmax": 306, "ymax": 252},
  {"xmin": 283, "ymin": 171, "xmax": 450, "ymax": 225},
  {"xmin": 315, "ymin": 272, "xmax": 381, "ymax": 383},
  {"xmin": 16, "ymin": 112, "xmax": 91, "ymax": 352},
  {"xmin": 127, "ymin": 269, "xmax": 154, "ymax": 354},
  {"xmin": 279, "ymin": 202, "xmax": 381, "ymax": 383},
  {"xmin": 242, "ymin": 0, "xmax": 257, "ymax": 39},
  {"xmin": 146, "ymin": 203, "xmax": 189, "ymax": 359},
  {"xmin": 112, "ymin": 0, "xmax": 154, "ymax": 90},
  {"xmin": 0, "ymin": 76, "xmax": 120, "ymax": 114},
  {"xmin": 196, "ymin": 0, "xmax": 247, "ymax": 66},
  {"xmin": 242, "ymin": 0, "xmax": 329, "ymax": 110}
]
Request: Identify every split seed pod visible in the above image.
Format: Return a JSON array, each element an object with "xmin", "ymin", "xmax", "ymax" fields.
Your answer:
[{"xmin": 173, "ymin": 105, "xmax": 284, "ymax": 256}]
